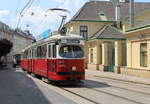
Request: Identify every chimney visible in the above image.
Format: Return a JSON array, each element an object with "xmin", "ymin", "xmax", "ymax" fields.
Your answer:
[
  {"xmin": 115, "ymin": 4, "xmax": 121, "ymax": 21},
  {"xmin": 113, "ymin": 0, "xmax": 122, "ymax": 29},
  {"xmin": 129, "ymin": 0, "xmax": 134, "ymax": 28}
]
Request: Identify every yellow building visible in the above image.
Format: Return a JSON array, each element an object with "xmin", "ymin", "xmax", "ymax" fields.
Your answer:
[
  {"xmin": 86, "ymin": 25, "xmax": 126, "ymax": 73},
  {"xmin": 65, "ymin": 1, "xmax": 150, "ymax": 36},
  {"xmin": 64, "ymin": 1, "xmax": 150, "ymax": 72},
  {"xmin": 121, "ymin": 25, "xmax": 150, "ymax": 78}
]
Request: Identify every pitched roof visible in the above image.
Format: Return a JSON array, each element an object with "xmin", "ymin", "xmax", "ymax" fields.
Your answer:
[
  {"xmin": 71, "ymin": 1, "xmax": 150, "ymax": 21},
  {"xmin": 90, "ymin": 25, "xmax": 124, "ymax": 39}
]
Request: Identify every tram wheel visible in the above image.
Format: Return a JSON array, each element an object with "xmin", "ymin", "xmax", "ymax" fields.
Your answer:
[
  {"xmin": 27, "ymin": 71, "xmax": 31, "ymax": 74},
  {"xmin": 51, "ymin": 81, "xmax": 59, "ymax": 86},
  {"xmin": 35, "ymin": 74, "xmax": 42, "ymax": 79}
]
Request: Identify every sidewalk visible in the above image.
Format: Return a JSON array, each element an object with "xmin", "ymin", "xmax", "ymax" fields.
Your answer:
[{"xmin": 86, "ymin": 70, "xmax": 150, "ymax": 85}]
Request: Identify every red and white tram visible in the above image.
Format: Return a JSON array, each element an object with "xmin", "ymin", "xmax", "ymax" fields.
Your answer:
[{"xmin": 21, "ymin": 34, "xmax": 85, "ymax": 83}]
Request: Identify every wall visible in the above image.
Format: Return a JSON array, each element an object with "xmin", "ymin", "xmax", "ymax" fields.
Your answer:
[
  {"xmin": 123, "ymin": 28, "xmax": 150, "ymax": 78},
  {"xmin": 86, "ymin": 40, "xmax": 101, "ymax": 70},
  {"xmin": 126, "ymin": 35, "xmax": 150, "ymax": 70},
  {"xmin": 13, "ymin": 34, "xmax": 33, "ymax": 54}
]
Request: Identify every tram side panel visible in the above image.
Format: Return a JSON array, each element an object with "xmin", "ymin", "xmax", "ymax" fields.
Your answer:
[
  {"xmin": 21, "ymin": 59, "xmax": 25, "ymax": 70},
  {"xmin": 34, "ymin": 59, "xmax": 48, "ymax": 78},
  {"xmin": 23, "ymin": 59, "xmax": 28, "ymax": 71},
  {"xmin": 31, "ymin": 59, "xmax": 35, "ymax": 73},
  {"xmin": 47, "ymin": 59, "xmax": 57, "ymax": 80},
  {"xmin": 27, "ymin": 59, "xmax": 32, "ymax": 73}
]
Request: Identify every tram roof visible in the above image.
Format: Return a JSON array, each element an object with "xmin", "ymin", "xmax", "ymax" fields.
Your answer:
[
  {"xmin": 22, "ymin": 34, "xmax": 84, "ymax": 52},
  {"xmin": 45, "ymin": 34, "xmax": 83, "ymax": 41},
  {"xmin": 35, "ymin": 33, "xmax": 83, "ymax": 44}
]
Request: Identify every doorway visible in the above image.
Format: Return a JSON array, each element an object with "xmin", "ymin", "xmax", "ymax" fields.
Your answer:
[{"xmin": 107, "ymin": 42, "xmax": 115, "ymax": 72}]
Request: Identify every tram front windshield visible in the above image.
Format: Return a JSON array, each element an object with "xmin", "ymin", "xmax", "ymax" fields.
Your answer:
[{"xmin": 59, "ymin": 45, "xmax": 84, "ymax": 58}]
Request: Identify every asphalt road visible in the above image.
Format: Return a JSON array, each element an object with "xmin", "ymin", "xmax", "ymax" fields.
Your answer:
[
  {"xmin": 0, "ymin": 67, "xmax": 76, "ymax": 104},
  {"xmin": 1, "ymin": 67, "xmax": 150, "ymax": 104}
]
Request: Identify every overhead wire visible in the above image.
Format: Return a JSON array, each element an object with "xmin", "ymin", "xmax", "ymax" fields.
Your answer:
[
  {"xmin": 15, "ymin": 0, "xmax": 22, "ymax": 14},
  {"xmin": 21, "ymin": 0, "xmax": 35, "ymax": 17},
  {"xmin": 56, "ymin": 0, "xmax": 66, "ymax": 8},
  {"xmin": 16, "ymin": 0, "xmax": 34, "ymax": 28},
  {"xmin": 40, "ymin": 0, "xmax": 67, "ymax": 29}
]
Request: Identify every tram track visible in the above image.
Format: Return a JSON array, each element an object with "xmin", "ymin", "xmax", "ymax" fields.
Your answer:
[
  {"xmin": 85, "ymin": 79, "xmax": 150, "ymax": 96},
  {"xmin": 84, "ymin": 86, "xmax": 145, "ymax": 104},
  {"xmin": 60, "ymin": 84, "xmax": 145, "ymax": 104},
  {"xmin": 26, "ymin": 72, "xmax": 150, "ymax": 104},
  {"xmin": 59, "ymin": 87, "xmax": 100, "ymax": 104},
  {"xmin": 86, "ymin": 77, "xmax": 150, "ymax": 95},
  {"xmin": 27, "ymin": 74, "xmax": 98, "ymax": 104}
]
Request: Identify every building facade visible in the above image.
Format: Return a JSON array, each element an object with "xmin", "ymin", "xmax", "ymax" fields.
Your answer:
[
  {"xmin": 86, "ymin": 26, "xmax": 126, "ymax": 73},
  {"xmin": 13, "ymin": 30, "xmax": 34, "ymax": 55},
  {"xmin": 121, "ymin": 25, "xmax": 150, "ymax": 78},
  {"xmin": 65, "ymin": 1, "xmax": 150, "ymax": 36},
  {"xmin": 64, "ymin": 1, "xmax": 150, "ymax": 72},
  {"xmin": 0, "ymin": 21, "xmax": 34, "ymax": 64}
]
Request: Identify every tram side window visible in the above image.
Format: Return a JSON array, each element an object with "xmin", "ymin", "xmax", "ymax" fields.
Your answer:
[
  {"xmin": 34, "ymin": 48, "xmax": 37, "ymax": 58},
  {"xmin": 28, "ymin": 50, "xmax": 31, "ymax": 59},
  {"xmin": 48, "ymin": 45, "xmax": 52, "ymax": 57},
  {"xmin": 37, "ymin": 45, "xmax": 47, "ymax": 58},
  {"xmin": 52, "ymin": 45, "xmax": 57, "ymax": 58},
  {"xmin": 37, "ymin": 46, "xmax": 42, "ymax": 58},
  {"xmin": 24, "ymin": 50, "xmax": 28, "ymax": 59},
  {"xmin": 41, "ymin": 44, "xmax": 47, "ymax": 58}
]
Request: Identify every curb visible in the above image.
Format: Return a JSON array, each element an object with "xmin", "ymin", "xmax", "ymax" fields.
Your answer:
[{"xmin": 93, "ymin": 75, "xmax": 150, "ymax": 86}]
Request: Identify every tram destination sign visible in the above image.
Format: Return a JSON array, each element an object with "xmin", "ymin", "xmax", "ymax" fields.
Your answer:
[{"xmin": 61, "ymin": 39, "xmax": 80, "ymax": 44}]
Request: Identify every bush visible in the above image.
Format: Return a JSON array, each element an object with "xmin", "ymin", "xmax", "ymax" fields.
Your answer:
[{"xmin": 0, "ymin": 39, "xmax": 13, "ymax": 58}]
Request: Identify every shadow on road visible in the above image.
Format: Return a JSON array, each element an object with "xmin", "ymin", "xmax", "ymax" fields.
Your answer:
[
  {"xmin": 0, "ymin": 67, "xmax": 51, "ymax": 104},
  {"xmin": 57, "ymin": 79, "xmax": 111, "ymax": 88}
]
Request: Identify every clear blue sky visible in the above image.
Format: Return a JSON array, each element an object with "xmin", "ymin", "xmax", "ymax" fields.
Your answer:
[{"xmin": 0, "ymin": 0, "xmax": 149, "ymax": 36}]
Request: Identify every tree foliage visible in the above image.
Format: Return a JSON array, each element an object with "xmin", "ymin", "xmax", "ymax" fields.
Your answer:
[{"xmin": 0, "ymin": 39, "xmax": 13, "ymax": 58}]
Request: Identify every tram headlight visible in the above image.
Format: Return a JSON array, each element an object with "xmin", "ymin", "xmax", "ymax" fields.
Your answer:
[{"xmin": 72, "ymin": 66, "xmax": 76, "ymax": 71}]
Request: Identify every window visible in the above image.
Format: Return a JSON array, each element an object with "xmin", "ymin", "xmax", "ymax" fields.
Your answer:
[
  {"xmin": 59, "ymin": 45, "xmax": 84, "ymax": 58},
  {"xmin": 140, "ymin": 43, "xmax": 147, "ymax": 67},
  {"xmin": 23, "ymin": 50, "xmax": 28, "ymax": 59},
  {"xmin": 52, "ymin": 45, "xmax": 57, "ymax": 58},
  {"xmin": 34, "ymin": 48, "xmax": 37, "ymax": 58},
  {"xmin": 80, "ymin": 26, "xmax": 88, "ymax": 40},
  {"xmin": 37, "ymin": 46, "xmax": 42, "ymax": 58},
  {"xmin": 37, "ymin": 45, "xmax": 47, "ymax": 58},
  {"xmin": 99, "ymin": 12, "xmax": 107, "ymax": 21},
  {"xmin": 90, "ymin": 48, "xmax": 93, "ymax": 63},
  {"xmin": 48, "ymin": 45, "xmax": 52, "ymax": 57},
  {"xmin": 28, "ymin": 49, "xmax": 32, "ymax": 59},
  {"xmin": 41, "ymin": 44, "xmax": 47, "ymax": 58}
]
